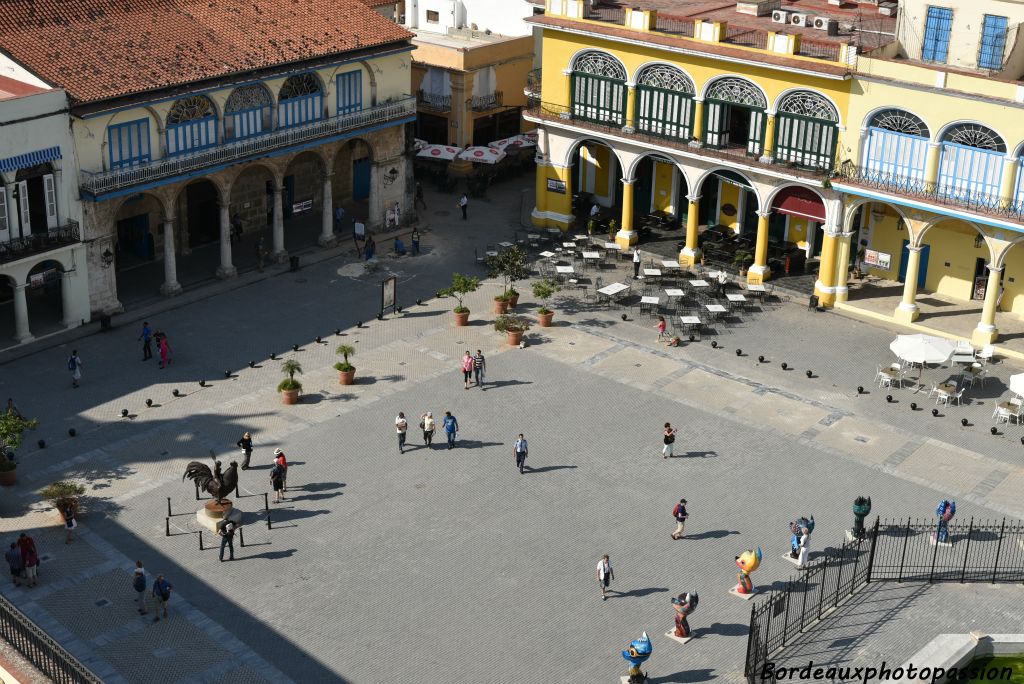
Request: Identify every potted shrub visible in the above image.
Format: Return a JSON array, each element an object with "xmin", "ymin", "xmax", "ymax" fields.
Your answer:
[
  {"xmin": 494, "ymin": 291, "xmax": 510, "ymax": 315},
  {"xmin": 587, "ymin": 219, "xmax": 596, "ymax": 236},
  {"xmin": 277, "ymin": 360, "xmax": 303, "ymax": 404},
  {"xmin": 495, "ymin": 314, "xmax": 531, "ymax": 346},
  {"xmin": 40, "ymin": 481, "xmax": 85, "ymax": 520},
  {"xmin": 440, "ymin": 273, "xmax": 480, "ymax": 326},
  {"xmin": 532, "ymin": 278, "xmax": 560, "ymax": 327},
  {"xmin": 334, "ymin": 344, "xmax": 356, "ymax": 385},
  {"xmin": 486, "ymin": 247, "xmax": 529, "ymax": 308},
  {"xmin": 0, "ymin": 411, "xmax": 38, "ymax": 486},
  {"xmin": 607, "ymin": 219, "xmax": 619, "ymax": 241},
  {"xmin": 734, "ymin": 250, "xmax": 753, "ymax": 276}
]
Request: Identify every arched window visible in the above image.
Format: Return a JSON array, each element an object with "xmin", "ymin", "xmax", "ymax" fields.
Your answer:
[
  {"xmin": 166, "ymin": 96, "xmax": 217, "ymax": 156},
  {"xmin": 278, "ymin": 73, "xmax": 323, "ymax": 128},
  {"xmin": 938, "ymin": 123, "xmax": 1006, "ymax": 204},
  {"xmin": 570, "ymin": 51, "xmax": 627, "ymax": 126},
  {"xmin": 225, "ymin": 84, "xmax": 273, "ymax": 140},
  {"xmin": 703, "ymin": 78, "xmax": 767, "ymax": 155},
  {"xmin": 863, "ymin": 109, "xmax": 930, "ymax": 187},
  {"xmin": 774, "ymin": 91, "xmax": 839, "ymax": 170},
  {"xmin": 635, "ymin": 65, "xmax": 695, "ymax": 142}
]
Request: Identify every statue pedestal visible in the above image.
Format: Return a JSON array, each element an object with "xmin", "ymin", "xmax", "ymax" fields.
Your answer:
[
  {"xmin": 928, "ymin": 536, "xmax": 953, "ymax": 547},
  {"xmin": 782, "ymin": 553, "xmax": 802, "ymax": 566},
  {"xmin": 728, "ymin": 587, "xmax": 758, "ymax": 601},
  {"xmin": 845, "ymin": 530, "xmax": 866, "ymax": 544},
  {"xmin": 664, "ymin": 631, "xmax": 693, "ymax": 645},
  {"xmin": 195, "ymin": 500, "xmax": 242, "ymax": 533}
]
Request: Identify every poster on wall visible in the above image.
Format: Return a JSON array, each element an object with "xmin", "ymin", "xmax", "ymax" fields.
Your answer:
[
  {"xmin": 546, "ymin": 179, "xmax": 566, "ymax": 194},
  {"xmin": 292, "ymin": 199, "xmax": 313, "ymax": 215},
  {"xmin": 973, "ymin": 276, "xmax": 987, "ymax": 301},
  {"xmin": 381, "ymin": 275, "xmax": 397, "ymax": 316},
  {"xmin": 864, "ymin": 249, "xmax": 891, "ymax": 270}
]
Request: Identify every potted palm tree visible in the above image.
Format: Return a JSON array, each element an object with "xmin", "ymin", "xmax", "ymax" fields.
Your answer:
[
  {"xmin": 532, "ymin": 278, "xmax": 560, "ymax": 327},
  {"xmin": 277, "ymin": 360, "xmax": 303, "ymax": 404},
  {"xmin": 334, "ymin": 344, "xmax": 356, "ymax": 385},
  {"xmin": 440, "ymin": 273, "xmax": 480, "ymax": 326},
  {"xmin": 495, "ymin": 314, "xmax": 531, "ymax": 346},
  {"xmin": 0, "ymin": 411, "xmax": 38, "ymax": 486},
  {"xmin": 607, "ymin": 219, "xmax": 619, "ymax": 241}
]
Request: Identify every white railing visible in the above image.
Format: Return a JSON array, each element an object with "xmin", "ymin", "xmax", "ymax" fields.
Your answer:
[{"xmin": 81, "ymin": 96, "xmax": 416, "ymax": 196}]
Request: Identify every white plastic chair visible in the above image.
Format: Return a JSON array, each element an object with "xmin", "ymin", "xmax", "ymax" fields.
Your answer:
[
  {"xmin": 976, "ymin": 344, "xmax": 995, "ymax": 364},
  {"xmin": 950, "ymin": 388, "xmax": 966, "ymax": 406}
]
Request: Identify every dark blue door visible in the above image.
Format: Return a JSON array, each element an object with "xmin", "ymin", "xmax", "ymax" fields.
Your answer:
[
  {"xmin": 116, "ymin": 214, "xmax": 152, "ymax": 260},
  {"xmin": 353, "ymin": 157, "xmax": 370, "ymax": 200},
  {"xmin": 899, "ymin": 239, "xmax": 929, "ymax": 289}
]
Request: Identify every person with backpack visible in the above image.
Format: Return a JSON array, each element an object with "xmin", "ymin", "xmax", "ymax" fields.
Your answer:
[
  {"xmin": 273, "ymin": 448, "xmax": 288, "ymax": 491},
  {"xmin": 68, "ymin": 350, "xmax": 82, "ymax": 388},
  {"xmin": 442, "ymin": 411, "xmax": 459, "ymax": 450},
  {"xmin": 132, "ymin": 561, "xmax": 147, "ymax": 614},
  {"xmin": 270, "ymin": 459, "xmax": 286, "ymax": 503},
  {"xmin": 662, "ymin": 423, "xmax": 678, "ymax": 459},
  {"xmin": 596, "ymin": 554, "xmax": 615, "ymax": 601},
  {"xmin": 671, "ymin": 499, "xmax": 689, "ymax": 540},
  {"xmin": 218, "ymin": 520, "xmax": 237, "ymax": 562},
  {"xmin": 151, "ymin": 574, "xmax": 172, "ymax": 622}
]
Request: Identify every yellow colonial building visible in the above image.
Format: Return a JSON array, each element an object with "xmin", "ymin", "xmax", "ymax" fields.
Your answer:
[{"xmin": 526, "ymin": 0, "xmax": 1024, "ymax": 349}]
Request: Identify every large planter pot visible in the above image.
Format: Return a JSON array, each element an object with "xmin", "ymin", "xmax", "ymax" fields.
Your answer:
[
  {"xmin": 453, "ymin": 311, "xmax": 470, "ymax": 326},
  {"xmin": 338, "ymin": 369, "xmax": 356, "ymax": 385},
  {"xmin": 280, "ymin": 389, "xmax": 300, "ymax": 405},
  {"xmin": 537, "ymin": 311, "xmax": 554, "ymax": 327},
  {"xmin": 507, "ymin": 292, "xmax": 520, "ymax": 308},
  {"xmin": 0, "ymin": 467, "xmax": 16, "ymax": 486},
  {"xmin": 494, "ymin": 298, "xmax": 509, "ymax": 315},
  {"xmin": 506, "ymin": 330, "xmax": 524, "ymax": 346}
]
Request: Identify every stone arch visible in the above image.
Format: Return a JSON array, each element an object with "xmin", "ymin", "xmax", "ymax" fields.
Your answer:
[
  {"xmin": 773, "ymin": 88, "xmax": 840, "ymax": 124},
  {"xmin": 692, "ymin": 166, "xmax": 762, "ymax": 207},
  {"xmin": 936, "ymin": 121, "xmax": 1007, "ymax": 152},
  {"xmin": 111, "ymin": 190, "xmax": 172, "ymax": 223},
  {"xmin": 633, "ymin": 62, "xmax": 696, "ymax": 93},
  {"xmin": 916, "ymin": 216, "xmax": 988, "ymax": 249},
  {"xmin": 700, "ymin": 76, "xmax": 768, "ymax": 109},
  {"xmin": 625, "ymin": 151, "xmax": 680, "ymax": 181},
  {"xmin": 840, "ymin": 198, "xmax": 911, "ymax": 233},
  {"xmin": 562, "ymin": 136, "xmax": 625, "ymax": 171},
  {"xmin": 224, "ymin": 83, "xmax": 274, "ymax": 140},
  {"xmin": 173, "ymin": 178, "xmax": 224, "ymax": 249},
  {"xmin": 167, "ymin": 94, "xmax": 220, "ymax": 123},
  {"xmin": 862, "ymin": 106, "xmax": 932, "ymax": 138},
  {"xmin": 764, "ymin": 183, "xmax": 829, "ymax": 221},
  {"xmin": 568, "ymin": 49, "xmax": 628, "ymax": 80}
]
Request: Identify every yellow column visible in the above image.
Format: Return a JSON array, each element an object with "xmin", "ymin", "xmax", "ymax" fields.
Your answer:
[
  {"xmin": 997, "ymin": 156, "xmax": 1019, "ymax": 209},
  {"xmin": 972, "ymin": 265, "xmax": 1003, "ymax": 346},
  {"xmin": 532, "ymin": 163, "xmax": 548, "ymax": 227},
  {"xmin": 679, "ymin": 194, "xmax": 701, "ymax": 265},
  {"xmin": 615, "ymin": 178, "xmax": 638, "ymax": 249},
  {"xmin": 923, "ymin": 142, "xmax": 941, "ymax": 192},
  {"xmin": 691, "ymin": 98, "xmax": 705, "ymax": 146},
  {"xmin": 623, "ymin": 84, "xmax": 637, "ymax": 132},
  {"xmin": 760, "ymin": 114, "xmax": 777, "ymax": 162},
  {"xmin": 894, "ymin": 246, "xmax": 923, "ymax": 323},
  {"xmin": 747, "ymin": 210, "xmax": 772, "ymax": 285},
  {"xmin": 833, "ymin": 232, "xmax": 854, "ymax": 303},
  {"xmin": 814, "ymin": 229, "xmax": 840, "ymax": 307}
]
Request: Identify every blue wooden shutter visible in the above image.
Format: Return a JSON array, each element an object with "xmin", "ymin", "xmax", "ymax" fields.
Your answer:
[
  {"xmin": 978, "ymin": 15, "xmax": 1008, "ymax": 69},
  {"xmin": 337, "ymin": 71, "xmax": 363, "ymax": 116},
  {"xmin": 922, "ymin": 7, "xmax": 953, "ymax": 62},
  {"xmin": 109, "ymin": 119, "xmax": 151, "ymax": 168}
]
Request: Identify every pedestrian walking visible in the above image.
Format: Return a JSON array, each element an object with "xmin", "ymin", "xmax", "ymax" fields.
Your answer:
[
  {"xmin": 656, "ymin": 316, "xmax": 668, "ymax": 343},
  {"xmin": 157, "ymin": 333, "xmax": 172, "ymax": 368},
  {"xmin": 414, "ymin": 182, "xmax": 426, "ymax": 210},
  {"xmin": 67, "ymin": 350, "xmax": 83, "ymax": 388},
  {"xmin": 513, "ymin": 434, "xmax": 528, "ymax": 474},
  {"xmin": 411, "ymin": 228, "xmax": 420, "ymax": 255},
  {"xmin": 364, "ymin": 236, "xmax": 376, "ymax": 261},
  {"xmin": 237, "ymin": 432, "xmax": 253, "ymax": 470},
  {"xmin": 255, "ymin": 237, "xmax": 266, "ymax": 272},
  {"xmin": 132, "ymin": 561, "xmax": 147, "ymax": 614},
  {"xmin": 473, "ymin": 349, "xmax": 486, "ymax": 388},
  {"xmin": 420, "ymin": 412, "xmax": 435, "ymax": 446},
  {"xmin": 633, "ymin": 249, "xmax": 641, "ymax": 279},
  {"xmin": 21, "ymin": 543, "xmax": 38, "ymax": 588},
  {"xmin": 6, "ymin": 543, "xmax": 23, "ymax": 587},
  {"xmin": 671, "ymin": 499, "xmax": 688, "ymax": 540},
  {"xmin": 334, "ymin": 206, "xmax": 345, "ymax": 233},
  {"xmin": 396, "ymin": 412, "xmax": 408, "ymax": 453},
  {"xmin": 230, "ymin": 213, "xmax": 243, "ymax": 243},
  {"xmin": 151, "ymin": 574, "xmax": 172, "ymax": 622},
  {"xmin": 662, "ymin": 423, "xmax": 678, "ymax": 459},
  {"xmin": 796, "ymin": 525, "xmax": 810, "ymax": 569},
  {"xmin": 273, "ymin": 448, "xmax": 288, "ymax": 491},
  {"xmin": 461, "ymin": 350, "xmax": 474, "ymax": 389},
  {"xmin": 458, "ymin": 193, "xmax": 468, "ymax": 220},
  {"xmin": 6, "ymin": 398, "xmax": 22, "ymax": 419},
  {"xmin": 596, "ymin": 554, "xmax": 614, "ymax": 600},
  {"xmin": 218, "ymin": 520, "xmax": 237, "ymax": 562},
  {"xmin": 442, "ymin": 411, "xmax": 459, "ymax": 450},
  {"xmin": 64, "ymin": 505, "xmax": 77, "ymax": 544},
  {"xmin": 139, "ymin": 321, "xmax": 153, "ymax": 360},
  {"xmin": 716, "ymin": 270, "xmax": 728, "ymax": 297},
  {"xmin": 270, "ymin": 460, "xmax": 286, "ymax": 503}
]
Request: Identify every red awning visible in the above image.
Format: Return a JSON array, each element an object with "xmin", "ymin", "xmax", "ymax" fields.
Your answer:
[{"xmin": 772, "ymin": 186, "xmax": 826, "ymax": 223}]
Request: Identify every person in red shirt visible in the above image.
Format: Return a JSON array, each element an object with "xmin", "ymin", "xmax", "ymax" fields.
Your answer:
[{"xmin": 273, "ymin": 449, "xmax": 288, "ymax": 492}]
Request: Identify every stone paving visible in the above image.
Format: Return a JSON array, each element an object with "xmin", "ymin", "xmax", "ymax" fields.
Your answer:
[{"xmin": 0, "ymin": 177, "xmax": 1021, "ymax": 684}]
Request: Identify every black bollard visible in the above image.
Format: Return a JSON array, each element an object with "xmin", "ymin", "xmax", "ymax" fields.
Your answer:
[
  {"xmin": 145, "ymin": 398, "xmax": 153, "ymax": 407},
  {"xmin": 781, "ymin": 362, "xmax": 788, "ymax": 370},
  {"xmin": 263, "ymin": 492, "xmax": 269, "ymax": 512},
  {"xmin": 688, "ymin": 334, "xmax": 695, "ymax": 342},
  {"xmin": 711, "ymin": 341, "xmax": 718, "ymax": 348},
  {"xmin": 199, "ymin": 380, "xmax": 206, "ymax": 387},
  {"xmin": 224, "ymin": 370, "xmax": 231, "ymax": 379},
  {"xmin": 238, "ymin": 526, "xmax": 245, "ymax": 548},
  {"xmin": 270, "ymin": 352, "xmax": 277, "ymax": 360},
  {"xmin": 910, "ymin": 402, "xmax": 917, "ymax": 410},
  {"xmin": 857, "ymin": 386, "xmax": 864, "ymax": 395},
  {"xmin": 991, "ymin": 427, "xmax": 999, "ymax": 435},
  {"xmin": 356, "ymin": 321, "xmax": 362, "ymax": 328},
  {"xmin": 266, "ymin": 511, "xmax": 272, "ymax": 530},
  {"xmin": 758, "ymin": 355, "xmax": 765, "ymax": 363},
  {"xmin": 198, "ymin": 530, "xmax": 204, "ymax": 550},
  {"xmin": 335, "ymin": 328, "xmax": 342, "ymax": 336},
  {"xmin": 172, "ymin": 389, "xmax": 180, "ymax": 397},
  {"xmin": 167, "ymin": 497, "xmax": 172, "ymax": 517},
  {"xmin": 165, "ymin": 517, "xmax": 170, "ymax": 537},
  {"xmin": 121, "ymin": 409, "xmax": 129, "ymax": 417},
  {"xmin": 621, "ymin": 313, "xmax": 627, "ymax": 321},
  {"xmin": 315, "ymin": 336, "xmax": 322, "ymax": 344},
  {"xmin": 932, "ymin": 408, "xmax": 939, "ymax": 416},
  {"xmin": 377, "ymin": 313, "xmax": 383, "ymax": 321},
  {"xmin": 68, "ymin": 428, "xmax": 76, "ymax": 437},
  {"xmin": 416, "ymin": 299, "xmax": 422, "ymax": 306},
  {"xmin": 735, "ymin": 349, "xmax": 742, "ymax": 356},
  {"xmin": 806, "ymin": 370, "xmax": 813, "ymax": 378},
  {"xmin": 293, "ymin": 344, "xmax": 299, "ymax": 352},
  {"xmin": 886, "ymin": 395, "xmax": 893, "ymax": 403},
  {"xmin": 962, "ymin": 418, "xmax": 969, "ymax": 427},
  {"xmin": 37, "ymin": 439, "xmax": 45, "ymax": 449},
  {"xmin": 249, "ymin": 361, "xmax": 256, "ymax": 368}
]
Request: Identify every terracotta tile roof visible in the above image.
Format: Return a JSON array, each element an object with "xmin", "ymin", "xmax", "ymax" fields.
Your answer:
[
  {"xmin": 0, "ymin": 0, "xmax": 412, "ymax": 104},
  {"xmin": 0, "ymin": 75, "xmax": 49, "ymax": 101}
]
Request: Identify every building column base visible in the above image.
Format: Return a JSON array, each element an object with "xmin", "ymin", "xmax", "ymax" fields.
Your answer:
[
  {"xmin": 318, "ymin": 234, "xmax": 338, "ymax": 249},
  {"xmin": 893, "ymin": 303, "xmax": 920, "ymax": 323},
  {"xmin": 679, "ymin": 246, "xmax": 700, "ymax": 266},
  {"xmin": 747, "ymin": 264, "xmax": 771, "ymax": 285},
  {"xmin": 615, "ymin": 229, "xmax": 638, "ymax": 250},
  {"xmin": 814, "ymin": 280, "xmax": 836, "ymax": 307},
  {"xmin": 834, "ymin": 285, "xmax": 849, "ymax": 303},
  {"xmin": 272, "ymin": 250, "xmax": 288, "ymax": 264},
  {"xmin": 971, "ymin": 326, "xmax": 999, "ymax": 346},
  {"xmin": 15, "ymin": 332, "xmax": 35, "ymax": 344},
  {"xmin": 216, "ymin": 265, "xmax": 238, "ymax": 280},
  {"xmin": 160, "ymin": 282, "xmax": 183, "ymax": 297}
]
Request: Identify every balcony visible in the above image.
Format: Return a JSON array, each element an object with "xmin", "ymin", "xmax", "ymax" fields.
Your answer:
[
  {"xmin": 0, "ymin": 220, "xmax": 80, "ymax": 266},
  {"xmin": 80, "ymin": 97, "xmax": 416, "ymax": 198},
  {"xmin": 831, "ymin": 162, "xmax": 1024, "ymax": 224},
  {"xmin": 525, "ymin": 69, "xmax": 541, "ymax": 100},
  {"xmin": 471, "ymin": 91, "xmax": 503, "ymax": 112},
  {"xmin": 525, "ymin": 100, "xmax": 832, "ymax": 182},
  {"xmin": 417, "ymin": 90, "xmax": 452, "ymax": 112}
]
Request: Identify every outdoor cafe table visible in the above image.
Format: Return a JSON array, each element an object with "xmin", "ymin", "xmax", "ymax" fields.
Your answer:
[
  {"xmin": 680, "ymin": 315, "xmax": 702, "ymax": 332},
  {"xmin": 556, "ymin": 265, "xmax": 574, "ymax": 274},
  {"xmin": 582, "ymin": 251, "xmax": 601, "ymax": 259},
  {"xmin": 528, "ymin": 233, "xmax": 540, "ymax": 240},
  {"xmin": 661, "ymin": 260, "xmax": 681, "ymax": 269},
  {"xmin": 498, "ymin": 241, "xmax": 513, "ymax": 248},
  {"xmin": 705, "ymin": 304, "xmax": 727, "ymax": 318},
  {"xmin": 640, "ymin": 295, "xmax": 660, "ymax": 314},
  {"xmin": 664, "ymin": 288, "xmax": 685, "ymax": 297},
  {"xmin": 539, "ymin": 251, "xmax": 556, "ymax": 258},
  {"xmin": 689, "ymin": 279, "xmax": 710, "ymax": 288},
  {"xmin": 562, "ymin": 242, "xmax": 576, "ymax": 248},
  {"xmin": 574, "ymin": 234, "xmax": 589, "ymax": 241},
  {"xmin": 746, "ymin": 284, "xmax": 766, "ymax": 292},
  {"xmin": 604, "ymin": 242, "xmax": 621, "ymax": 250},
  {"xmin": 951, "ymin": 352, "xmax": 976, "ymax": 365},
  {"xmin": 725, "ymin": 293, "xmax": 747, "ymax": 303},
  {"xmin": 643, "ymin": 268, "xmax": 662, "ymax": 277},
  {"xmin": 485, "ymin": 250, "xmax": 498, "ymax": 257},
  {"xmin": 598, "ymin": 282, "xmax": 629, "ymax": 296}
]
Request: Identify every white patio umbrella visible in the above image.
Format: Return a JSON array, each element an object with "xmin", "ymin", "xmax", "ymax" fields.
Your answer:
[
  {"xmin": 458, "ymin": 146, "xmax": 506, "ymax": 164},
  {"xmin": 889, "ymin": 334, "xmax": 956, "ymax": 365},
  {"xmin": 416, "ymin": 144, "xmax": 462, "ymax": 161},
  {"xmin": 488, "ymin": 135, "xmax": 521, "ymax": 152},
  {"xmin": 1008, "ymin": 373, "xmax": 1024, "ymax": 397}
]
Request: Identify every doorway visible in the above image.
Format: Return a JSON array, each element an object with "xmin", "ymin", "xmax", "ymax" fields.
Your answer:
[
  {"xmin": 898, "ymin": 239, "xmax": 930, "ymax": 288},
  {"xmin": 116, "ymin": 214, "xmax": 154, "ymax": 261},
  {"xmin": 352, "ymin": 158, "xmax": 370, "ymax": 200},
  {"xmin": 185, "ymin": 182, "xmax": 218, "ymax": 247}
]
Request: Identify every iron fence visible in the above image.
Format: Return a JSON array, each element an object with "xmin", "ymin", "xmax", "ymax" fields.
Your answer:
[
  {"xmin": 417, "ymin": 90, "xmax": 451, "ymax": 112},
  {"xmin": 0, "ymin": 220, "xmax": 80, "ymax": 265},
  {"xmin": 471, "ymin": 91, "xmax": 503, "ymax": 111},
  {"xmin": 745, "ymin": 517, "xmax": 1024, "ymax": 683},
  {"xmin": 0, "ymin": 593, "xmax": 101, "ymax": 683}
]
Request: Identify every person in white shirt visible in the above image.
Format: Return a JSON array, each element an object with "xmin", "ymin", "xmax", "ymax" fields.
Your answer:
[
  {"xmin": 717, "ymin": 269, "xmax": 728, "ymax": 296},
  {"xmin": 420, "ymin": 412, "xmax": 436, "ymax": 447},
  {"xmin": 596, "ymin": 554, "xmax": 615, "ymax": 600},
  {"xmin": 633, "ymin": 249, "xmax": 642, "ymax": 279},
  {"xmin": 796, "ymin": 526, "xmax": 810, "ymax": 569},
  {"xmin": 395, "ymin": 412, "xmax": 408, "ymax": 454},
  {"xmin": 458, "ymin": 193, "xmax": 468, "ymax": 220},
  {"xmin": 590, "ymin": 203, "xmax": 600, "ymax": 219},
  {"xmin": 513, "ymin": 434, "xmax": 528, "ymax": 474}
]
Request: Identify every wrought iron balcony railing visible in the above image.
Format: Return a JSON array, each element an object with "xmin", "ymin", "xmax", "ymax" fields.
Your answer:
[
  {"xmin": 525, "ymin": 69, "xmax": 541, "ymax": 100},
  {"xmin": 80, "ymin": 97, "xmax": 416, "ymax": 197},
  {"xmin": 0, "ymin": 592, "xmax": 101, "ymax": 684},
  {"xmin": 0, "ymin": 220, "xmax": 81, "ymax": 265},
  {"xmin": 416, "ymin": 90, "xmax": 452, "ymax": 112},
  {"xmin": 831, "ymin": 161, "xmax": 1024, "ymax": 223},
  {"xmin": 471, "ymin": 91, "xmax": 503, "ymax": 111}
]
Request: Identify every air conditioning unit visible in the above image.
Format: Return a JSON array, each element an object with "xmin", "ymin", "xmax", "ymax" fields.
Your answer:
[
  {"xmin": 813, "ymin": 16, "xmax": 839, "ymax": 34},
  {"xmin": 789, "ymin": 13, "xmax": 810, "ymax": 26},
  {"xmin": 771, "ymin": 9, "xmax": 791, "ymax": 23}
]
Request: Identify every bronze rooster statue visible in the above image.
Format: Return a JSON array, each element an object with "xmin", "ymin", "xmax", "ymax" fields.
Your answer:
[{"xmin": 183, "ymin": 453, "xmax": 238, "ymax": 504}]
